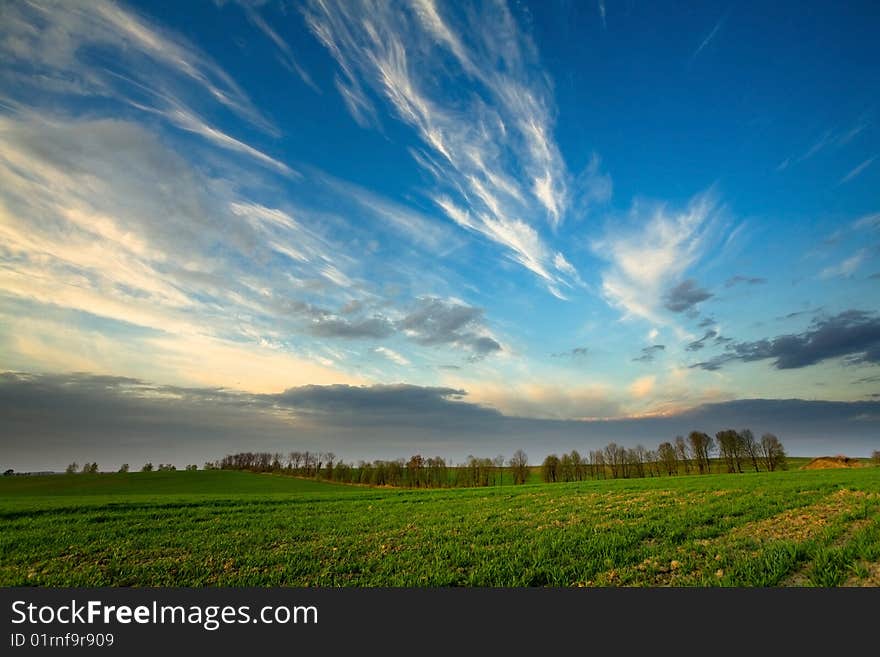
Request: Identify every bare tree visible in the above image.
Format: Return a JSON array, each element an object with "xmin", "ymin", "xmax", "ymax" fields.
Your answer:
[
  {"xmin": 674, "ymin": 436, "xmax": 690, "ymax": 474},
  {"xmin": 760, "ymin": 433, "xmax": 787, "ymax": 471},
  {"xmin": 688, "ymin": 432, "xmax": 712, "ymax": 474},
  {"xmin": 65, "ymin": 462, "xmax": 78, "ymax": 474},
  {"xmin": 509, "ymin": 449, "xmax": 529, "ymax": 484},
  {"xmin": 541, "ymin": 454, "xmax": 560, "ymax": 483},
  {"xmin": 493, "ymin": 454, "xmax": 505, "ymax": 486},
  {"xmin": 740, "ymin": 429, "xmax": 760, "ymax": 472},
  {"xmin": 634, "ymin": 445, "xmax": 649, "ymax": 478},
  {"xmin": 716, "ymin": 429, "xmax": 742, "ymax": 473},
  {"xmin": 406, "ymin": 454, "xmax": 424, "ymax": 488},
  {"xmin": 592, "ymin": 450, "xmax": 606, "ymax": 479},
  {"xmin": 570, "ymin": 450, "xmax": 584, "ymax": 481},
  {"xmin": 658, "ymin": 442, "xmax": 678, "ymax": 475},
  {"xmin": 604, "ymin": 442, "xmax": 624, "ymax": 478},
  {"xmin": 559, "ymin": 452, "xmax": 574, "ymax": 482},
  {"xmin": 646, "ymin": 449, "xmax": 660, "ymax": 477}
]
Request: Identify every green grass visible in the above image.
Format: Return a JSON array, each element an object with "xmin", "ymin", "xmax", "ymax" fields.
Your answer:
[
  {"xmin": 2, "ymin": 467, "xmax": 879, "ymax": 587},
  {"xmin": 0, "ymin": 470, "xmax": 363, "ymax": 498}
]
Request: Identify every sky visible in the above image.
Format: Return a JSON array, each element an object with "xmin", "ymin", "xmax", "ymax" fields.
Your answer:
[{"xmin": 1, "ymin": 0, "xmax": 878, "ymax": 470}]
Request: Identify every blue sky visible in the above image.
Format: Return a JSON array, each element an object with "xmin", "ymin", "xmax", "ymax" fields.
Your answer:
[{"xmin": 0, "ymin": 1, "xmax": 878, "ymax": 467}]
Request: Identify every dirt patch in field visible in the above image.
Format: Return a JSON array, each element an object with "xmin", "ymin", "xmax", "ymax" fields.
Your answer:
[
  {"xmin": 780, "ymin": 515, "xmax": 875, "ymax": 587},
  {"xmin": 802, "ymin": 456, "xmax": 865, "ymax": 470},
  {"xmin": 728, "ymin": 489, "xmax": 868, "ymax": 544},
  {"xmin": 844, "ymin": 561, "xmax": 880, "ymax": 587}
]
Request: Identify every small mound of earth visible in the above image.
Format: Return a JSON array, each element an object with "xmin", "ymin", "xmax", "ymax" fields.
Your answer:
[{"xmin": 802, "ymin": 455, "xmax": 864, "ymax": 470}]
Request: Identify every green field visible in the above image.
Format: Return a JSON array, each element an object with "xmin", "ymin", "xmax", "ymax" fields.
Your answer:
[{"xmin": 2, "ymin": 467, "xmax": 879, "ymax": 586}]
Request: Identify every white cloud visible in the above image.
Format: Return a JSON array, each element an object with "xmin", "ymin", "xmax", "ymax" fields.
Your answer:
[
  {"xmin": 374, "ymin": 346, "xmax": 410, "ymax": 366},
  {"xmin": 593, "ymin": 192, "xmax": 719, "ymax": 324},
  {"xmin": 839, "ymin": 156, "xmax": 876, "ymax": 184},
  {"xmin": 0, "ymin": 0, "xmax": 287, "ymax": 172},
  {"xmin": 304, "ymin": 0, "xmax": 577, "ymax": 297},
  {"xmin": 629, "ymin": 375, "xmax": 656, "ymax": 398},
  {"xmin": 853, "ymin": 212, "xmax": 880, "ymax": 230},
  {"xmin": 819, "ymin": 249, "xmax": 867, "ymax": 279},
  {"xmin": 240, "ymin": 4, "xmax": 320, "ymax": 93},
  {"xmin": 554, "ymin": 252, "xmax": 577, "ymax": 277}
]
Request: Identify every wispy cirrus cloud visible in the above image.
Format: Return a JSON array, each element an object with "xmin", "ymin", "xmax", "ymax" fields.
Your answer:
[
  {"xmin": 373, "ymin": 347, "xmax": 411, "ymax": 366},
  {"xmin": 0, "ymin": 0, "xmax": 290, "ymax": 173},
  {"xmin": 303, "ymin": 0, "xmax": 580, "ymax": 297},
  {"xmin": 0, "ymin": 107, "xmax": 503, "ymax": 396},
  {"xmin": 819, "ymin": 249, "xmax": 867, "ymax": 279},
  {"xmin": 238, "ymin": 3, "xmax": 321, "ymax": 93},
  {"xmin": 691, "ymin": 14, "xmax": 725, "ymax": 62},
  {"xmin": 780, "ymin": 119, "xmax": 872, "ymax": 171},
  {"xmin": 593, "ymin": 192, "xmax": 721, "ymax": 324},
  {"xmin": 839, "ymin": 156, "xmax": 876, "ymax": 184}
]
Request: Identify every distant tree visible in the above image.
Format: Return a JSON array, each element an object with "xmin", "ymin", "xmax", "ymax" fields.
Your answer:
[
  {"xmin": 141, "ymin": 462, "xmax": 154, "ymax": 472},
  {"xmin": 658, "ymin": 442, "xmax": 678, "ymax": 475},
  {"xmin": 406, "ymin": 454, "xmax": 425, "ymax": 488},
  {"xmin": 157, "ymin": 463, "xmax": 176, "ymax": 472},
  {"xmin": 604, "ymin": 442, "xmax": 625, "ymax": 478},
  {"xmin": 760, "ymin": 434, "xmax": 787, "ymax": 472},
  {"xmin": 185, "ymin": 464, "xmax": 198, "ymax": 471},
  {"xmin": 569, "ymin": 450, "xmax": 585, "ymax": 481},
  {"xmin": 509, "ymin": 449, "xmax": 529, "ymax": 484},
  {"xmin": 387, "ymin": 459, "xmax": 403, "ymax": 486},
  {"xmin": 324, "ymin": 453, "xmax": 336, "ymax": 480},
  {"xmin": 716, "ymin": 429, "xmax": 742, "ymax": 473},
  {"xmin": 3, "ymin": 469, "xmax": 13, "ymax": 476},
  {"xmin": 645, "ymin": 450, "xmax": 660, "ymax": 477},
  {"xmin": 740, "ymin": 429, "xmax": 760, "ymax": 472},
  {"xmin": 118, "ymin": 463, "xmax": 129, "ymax": 473},
  {"xmin": 675, "ymin": 435, "xmax": 690, "ymax": 474},
  {"xmin": 65, "ymin": 462, "xmax": 78, "ymax": 474},
  {"xmin": 203, "ymin": 461, "xmax": 216, "ymax": 470},
  {"xmin": 559, "ymin": 452, "xmax": 574, "ymax": 482},
  {"xmin": 705, "ymin": 434, "xmax": 716, "ymax": 472},
  {"xmin": 493, "ymin": 454, "xmax": 505, "ymax": 486},
  {"xmin": 633, "ymin": 445, "xmax": 649, "ymax": 478},
  {"xmin": 873, "ymin": 450, "xmax": 880, "ymax": 466},
  {"xmin": 590, "ymin": 450, "xmax": 606, "ymax": 480},
  {"xmin": 82, "ymin": 462, "xmax": 98, "ymax": 474},
  {"xmin": 541, "ymin": 454, "xmax": 560, "ymax": 483},
  {"xmin": 688, "ymin": 432, "xmax": 712, "ymax": 474}
]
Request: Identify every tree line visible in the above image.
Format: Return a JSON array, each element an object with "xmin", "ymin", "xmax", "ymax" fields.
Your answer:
[
  {"xmin": 541, "ymin": 430, "xmax": 786, "ymax": 482},
  {"xmin": 63, "ymin": 461, "xmax": 199, "ymax": 474},
  {"xmin": 54, "ymin": 429, "xmax": 788, "ymax": 485},
  {"xmin": 205, "ymin": 431, "xmax": 785, "ymax": 488},
  {"xmin": 208, "ymin": 451, "xmax": 511, "ymax": 488}
]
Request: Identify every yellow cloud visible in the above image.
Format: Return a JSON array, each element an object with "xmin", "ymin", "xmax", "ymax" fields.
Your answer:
[{"xmin": 629, "ymin": 375, "xmax": 656, "ymax": 398}]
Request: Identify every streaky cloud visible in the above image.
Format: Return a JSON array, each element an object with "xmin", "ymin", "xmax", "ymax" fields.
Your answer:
[{"xmin": 304, "ymin": 0, "xmax": 577, "ymax": 297}]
